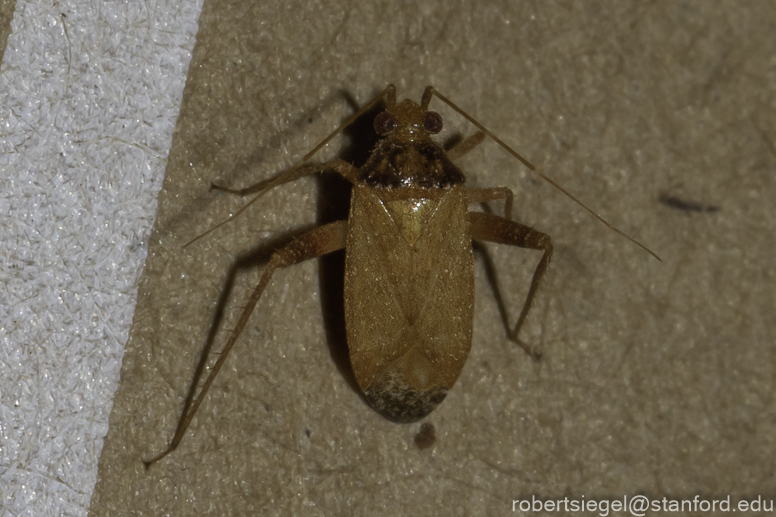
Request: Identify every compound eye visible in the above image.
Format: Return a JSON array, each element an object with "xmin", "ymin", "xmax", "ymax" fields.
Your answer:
[
  {"xmin": 424, "ymin": 111, "xmax": 443, "ymax": 134},
  {"xmin": 374, "ymin": 112, "xmax": 397, "ymax": 135}
]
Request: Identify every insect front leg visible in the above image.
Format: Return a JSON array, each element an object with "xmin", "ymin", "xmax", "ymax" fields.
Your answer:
[
  {"xmin": 446, "ymin": 131, "xmax": 486, "ymax": 161},
  {"xmin": 184, "ymin": 159, "xmax": 358, "ymax": 248},
  {"xmin": 144, "ymin": 220, "xmax": 349, "ymax": 469},
  {"xmin": 211, "ymin": 159, "xmax": 359, "ymax": 196},
  {"xmin": 469, "ymin": 211, "xmax": 553, "ymax": 359}
]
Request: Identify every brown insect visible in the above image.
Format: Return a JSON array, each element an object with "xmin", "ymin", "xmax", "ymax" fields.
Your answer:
[{"xmin": 143, "ymin": 85, "xmax": 659, "ymax": 468}]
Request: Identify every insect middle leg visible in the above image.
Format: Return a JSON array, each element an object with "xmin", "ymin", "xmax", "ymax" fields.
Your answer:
[
  {"xmin": 452, "ymin": 131, "xmax": 516, "ymax": 217},
  {"xmin": 467, "ymin": 186, "xmax": 514, "ymax": 219},
  {"xmin": 469, "ymin": 211, "xmax": 553, "ymax": 359},
  {"xmin": 144, "ymin": 219, "xmax": 349, "ymax": 468}
]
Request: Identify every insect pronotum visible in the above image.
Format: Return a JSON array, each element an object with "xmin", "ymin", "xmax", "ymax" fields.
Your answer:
[{"xmin": 143, "ymin": 85, "xmax": 659, "ymax": 468}]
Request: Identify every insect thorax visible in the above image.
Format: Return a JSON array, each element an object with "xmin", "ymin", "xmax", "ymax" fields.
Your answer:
[{"xmin": 358, "ymin": 139, "xmax": 465, "ymax": 189}]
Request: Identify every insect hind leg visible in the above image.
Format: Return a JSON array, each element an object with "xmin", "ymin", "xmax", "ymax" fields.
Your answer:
[
  {"xmin": 469, "ymin": 211, "xmax": 553, "ymax": 360},
  {"xmin": 143, "ymin": 220, "xmax": 349, "ymax": 469}
]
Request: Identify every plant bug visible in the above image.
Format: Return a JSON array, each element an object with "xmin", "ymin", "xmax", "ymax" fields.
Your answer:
[{"xmin": 143, "ymin": 85, "xmax": 659, "ymax": 468}]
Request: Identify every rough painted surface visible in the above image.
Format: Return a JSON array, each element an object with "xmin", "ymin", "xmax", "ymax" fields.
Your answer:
[{"xmin": 87, "ymin": 1, "xmax": 776, "ymax": 515}]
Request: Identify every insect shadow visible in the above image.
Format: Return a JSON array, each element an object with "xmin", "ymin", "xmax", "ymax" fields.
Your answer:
[{"xmin": 315, "ymin": 91, "xmax": 382, "ymax": 395}]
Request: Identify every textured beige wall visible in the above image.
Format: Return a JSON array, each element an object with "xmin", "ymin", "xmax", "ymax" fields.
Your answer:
[{"xmin": 91, "ymin": 1, "xmax": 776, "ymax": 515}]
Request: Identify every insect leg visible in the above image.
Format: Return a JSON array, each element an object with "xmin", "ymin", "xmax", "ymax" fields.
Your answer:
[
  {"xmin": 467, "ymin": 186, "xmax": 514, "ymax": 219},
  {"xmin": 211, "ymin": 163, "xmax": 331, "ymax": 196},
  {"xmin": 185, "ymin": 159, "xmax": 358, "ymax": 248},
  {"xmin": 446, "ymin": 131, "xmax": 486, "ymax": 161},
  {"xmin": 144, "ymin": 220, "xmax": 349, "ymax": 469},
  {"xmin": 211, "ymin": 159, "xmax": 360, "ymax": 196},
  {"xmin": 469, "ymin": 211, "xmax": 553, "ymax": 359}
]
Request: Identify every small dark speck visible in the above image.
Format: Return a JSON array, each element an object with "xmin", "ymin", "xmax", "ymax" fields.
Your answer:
[
  {"xmin": 308, "ymin": 118, "xmax": 313, "ymax": 124},
  {"xmin": 414, "ymin": 422, "xmax": 436, "ymax": 450},
  {"xmin": 659, "ymin": 193, "xmax": 720, "ymax": 213},
  {"xmin": 305, "ymin": 428, "xmax": 311, "ymax": 438}
]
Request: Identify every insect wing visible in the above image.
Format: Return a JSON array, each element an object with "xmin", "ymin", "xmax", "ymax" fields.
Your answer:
[{"xmin": 344, "ymin": 184, "xmax": 475, "ymax": 422}]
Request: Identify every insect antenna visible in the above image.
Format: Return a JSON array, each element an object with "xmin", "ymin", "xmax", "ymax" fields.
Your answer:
[
  {"xmin": 426, "ymin": 87, "xmax": 661, "ymax": 262},
  {"xmin": 183, "ymin": 85, "xmax": 397, "ymax": 248}
]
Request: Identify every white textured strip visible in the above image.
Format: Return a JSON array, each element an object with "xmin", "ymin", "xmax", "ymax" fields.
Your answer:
[{"xmin": 0, "ymin": 1, "xmax": 202, "ymax": 514}]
